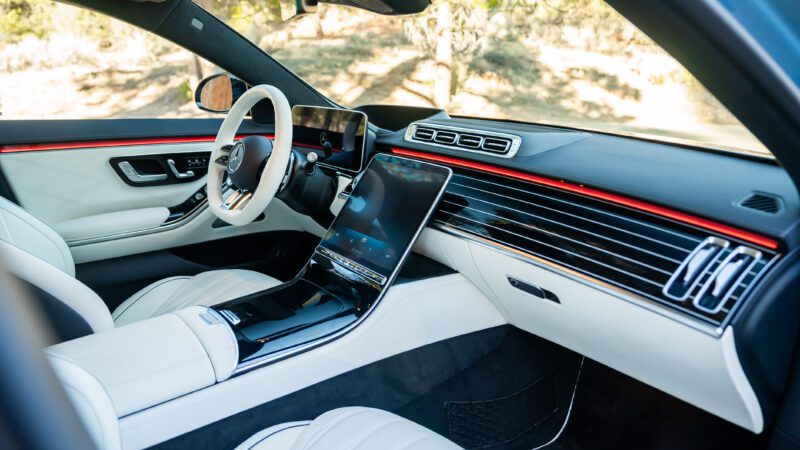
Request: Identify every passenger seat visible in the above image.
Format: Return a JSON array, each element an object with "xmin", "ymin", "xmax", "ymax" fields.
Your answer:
[{"xmin": 236, "ymin": 407, "xmax": 461, "ymax": 450}]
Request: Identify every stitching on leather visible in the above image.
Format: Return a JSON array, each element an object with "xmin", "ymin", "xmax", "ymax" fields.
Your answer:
[
  {"xmin": 302, "ymin": 408, "xmax": 377, "ymax": 448},
  {"xmin": 247, "ymin": 423, "xmax": 309, "ymax": 450},
  {"xmin": 396, "ymin": 434, "xmax": 435, "ymax": 450},
  {"xmin": 348, "ymin": 418, "xmax": 405, "ymax": 449},
  {"xmin": 62, "ymin": 382, "xmax": 112, "ymax": 447},
  {"xmin": 0, "ymin": 212, "xmax": 14, "ymax": 244},
  {"xmin": 172, "ymin": 311, "xmax": 219, "ymax": 381},
  {"xmin": 112, "ymin": 276, "xmax": 190, "ymax": 321},
  {"xmin": 161, "ymin": 270, "xmax": 279, "ymax": 314},
  {"xmin": 210, "ymin": 307, "xmax": 240, "ymax": 374},
  {"xmin": 47, "ymin": 352, "xmax": 120, "ymax": 419}
]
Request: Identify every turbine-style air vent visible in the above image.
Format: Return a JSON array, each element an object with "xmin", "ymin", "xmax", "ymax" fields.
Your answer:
[
  {"xmin": 740, "ymin": 192, "xmax": 781, "ymax": 214},
  {"xmin": 404, "ymin": 122, "xmax": 522, "ymax": 158}
]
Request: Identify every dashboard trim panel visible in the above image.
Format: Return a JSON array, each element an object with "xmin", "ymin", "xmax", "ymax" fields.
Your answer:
[
  {"xmin": 384, "ymin": 146, "xmax": 781, "ymax": 332},
  {"xmin": 392, "ymin": 147, "xmax": 780, "ymax": 250},
  {"xmin": 433, "ymin": 223, "xmax": 725, "ymax": 336}
]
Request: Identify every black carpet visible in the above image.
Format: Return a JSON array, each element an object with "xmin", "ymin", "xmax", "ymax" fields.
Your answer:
[{"xmin": 550, "ymin": 359, "xmax": 768, "ymax": 450}]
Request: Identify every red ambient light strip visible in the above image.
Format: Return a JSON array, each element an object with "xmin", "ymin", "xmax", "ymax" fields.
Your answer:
[
  {"xmin": 392, "ymin": 147, "xmax": 779, "ymax": 250},
  {"xmin": 0, "ymin": 134, "xmax": 274, "ymax": 153}
]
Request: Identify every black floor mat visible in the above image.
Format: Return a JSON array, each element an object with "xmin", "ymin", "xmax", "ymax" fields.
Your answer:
[
  {"xmin": 445, "ymin": 372, "xmax": 558, "ymax": 448},
  {"xmin": 550, "ymin": 359, "xmax": 768, "ymax": 450},
  {"xmin": 393, "ymin": 327, "xmax": 582, "ymax": 450}
]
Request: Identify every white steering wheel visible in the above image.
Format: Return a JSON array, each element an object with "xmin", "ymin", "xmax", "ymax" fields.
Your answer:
[{"xmin": 207, "ymin": 85, "xmax": 293, "ymax": 226}]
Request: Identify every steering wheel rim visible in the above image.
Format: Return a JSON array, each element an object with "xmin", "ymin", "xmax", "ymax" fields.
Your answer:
[{"xmin": 207, "ymin": 85, "xmax": 293, "ymax": 226}]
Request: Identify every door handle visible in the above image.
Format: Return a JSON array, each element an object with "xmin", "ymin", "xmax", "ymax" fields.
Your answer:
[
  {"xmin": 117, "ymin": 161, "xmax": 167, "ymax": 183},
  {"xmin": 167, "ymin": 159, "xmax": 195, "ymax": 179}
]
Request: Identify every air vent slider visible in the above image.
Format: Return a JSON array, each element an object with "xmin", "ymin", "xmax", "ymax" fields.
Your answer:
[
  {"xmin": 663, "ymin": 237, "xmax": 728, "ymax": 301},
  {"xmin": 693, "ymin": 246, "xmax": 761, "ymax": 314}
]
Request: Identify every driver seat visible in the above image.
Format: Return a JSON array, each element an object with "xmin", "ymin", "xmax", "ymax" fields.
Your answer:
[{"xmin": 0, "ymin": 196, "xmax": 281, "ymax": 341}]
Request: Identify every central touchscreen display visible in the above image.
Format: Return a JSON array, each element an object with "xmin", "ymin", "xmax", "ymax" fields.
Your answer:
[
  {"xmin": 320, "ymin": 154, "xmax": 452, "ymax": 277},
  {"xmin": 292, "ymin": 105, "xmax": 367, "ymax": 173}
]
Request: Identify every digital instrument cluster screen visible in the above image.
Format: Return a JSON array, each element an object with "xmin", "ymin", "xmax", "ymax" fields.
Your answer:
[
  {"xmin": 292, "ymin": 105, "xmax": 367, "ymax": 173},
  {"xmin": 320, "ymin": 154, "xmax": 452, "ymax": 276}
]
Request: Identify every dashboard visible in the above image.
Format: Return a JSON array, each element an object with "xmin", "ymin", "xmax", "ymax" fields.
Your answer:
[
  {"xmin": 311, "ymin": 104, "xmax": 800, "ymax": 434},
  {"xmin": 283, "ymin": 103, "xmax": 799, "ymax": 435}
]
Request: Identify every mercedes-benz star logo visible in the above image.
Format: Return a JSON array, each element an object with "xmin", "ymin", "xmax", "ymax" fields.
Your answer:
[{"xmin": 227, "ymin": 142, "xmax": 244, "ymax": 173}]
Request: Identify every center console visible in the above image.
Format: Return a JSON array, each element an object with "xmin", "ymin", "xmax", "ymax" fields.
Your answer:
[{"xmin": 214, "ymin": 153, "xmax": 452, "ymax": 372}]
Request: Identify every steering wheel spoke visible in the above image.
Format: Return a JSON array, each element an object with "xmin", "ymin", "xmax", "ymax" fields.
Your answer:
[{"xmin": 222, "ymin": 189, "xmax": 253, "ymax": 210}]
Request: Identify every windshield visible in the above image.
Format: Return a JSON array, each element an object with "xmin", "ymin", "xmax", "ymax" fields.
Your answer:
[{"xmin": 205, "ymin": 0, "xmax": 769, "ymax": 156}]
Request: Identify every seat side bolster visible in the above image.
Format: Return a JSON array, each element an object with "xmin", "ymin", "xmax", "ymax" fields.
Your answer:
[{"xmin": 0, "ymin": 241, "xmax": 113, "ymax": 333}]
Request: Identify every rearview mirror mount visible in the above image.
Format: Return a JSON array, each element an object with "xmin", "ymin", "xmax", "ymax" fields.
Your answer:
[
  {"xmin": 278, "ymin": 0, "xmax": 428, "ymax": 20},
  {"xmin": 279, "ymin": 0, "xmax": 318, "ymax": 22}
]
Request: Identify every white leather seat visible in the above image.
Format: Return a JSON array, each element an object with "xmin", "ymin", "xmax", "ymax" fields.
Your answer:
[
  {"xmin": 0, "ymin": 196, "xmax": 280, "ymax": 337},
  {"xmin": 112, "ymin": 269, "xmax": 280, "ymax": 326},
  {"xmin": 236, "ymin": 407, "xmax": 462, "ymax": 450}
]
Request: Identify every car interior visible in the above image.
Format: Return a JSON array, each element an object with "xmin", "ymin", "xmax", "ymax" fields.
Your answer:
[{"xmin": 1, "ymin": 0, "xmax": 800, "ymax": 449}]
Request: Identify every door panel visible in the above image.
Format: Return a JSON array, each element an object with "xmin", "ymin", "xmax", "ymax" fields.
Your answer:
[
  {"xmin": 0, "ymin": 123, "xmax": 327, "ymax": 263},
  {"xmin": 1, "ymin": 142, "xmax": 210, "ymax": 227}
]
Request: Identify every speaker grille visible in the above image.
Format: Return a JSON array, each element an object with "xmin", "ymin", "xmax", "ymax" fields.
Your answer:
[{"xmin": 740, "ymin": 192, "xmax": 781, "ymax": 214}]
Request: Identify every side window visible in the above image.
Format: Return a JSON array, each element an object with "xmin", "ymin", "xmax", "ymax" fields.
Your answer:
[{"xmin": 0, "ymin": 1, "xmax": 219, "ymax": 119}]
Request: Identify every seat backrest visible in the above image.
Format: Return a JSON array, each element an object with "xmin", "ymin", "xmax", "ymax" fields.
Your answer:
[
  {"xmin": 0, "ymin": 197, "xmax": 112, "ymax": 339},
  {"xmin": 0, "ymin": 196, "xmax": 75, "ymax": 276}
]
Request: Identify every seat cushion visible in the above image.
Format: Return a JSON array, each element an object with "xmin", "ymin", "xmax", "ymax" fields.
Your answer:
[
  {"xmin": 236, "ymin": 407, "xmax": 462, "ymax": 450},
  {"xmin": 237, "ymin": 421, "xmax": 312, "ymax": 450},
  {"xmin": 112, "ymin": 269, "xmax": 281, "ymax": 326}
]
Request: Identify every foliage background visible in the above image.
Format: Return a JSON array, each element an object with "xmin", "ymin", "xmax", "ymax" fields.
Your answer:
[{"xmin": 0, "ymin": 0, "xmax": 766, "ymax": 154}]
